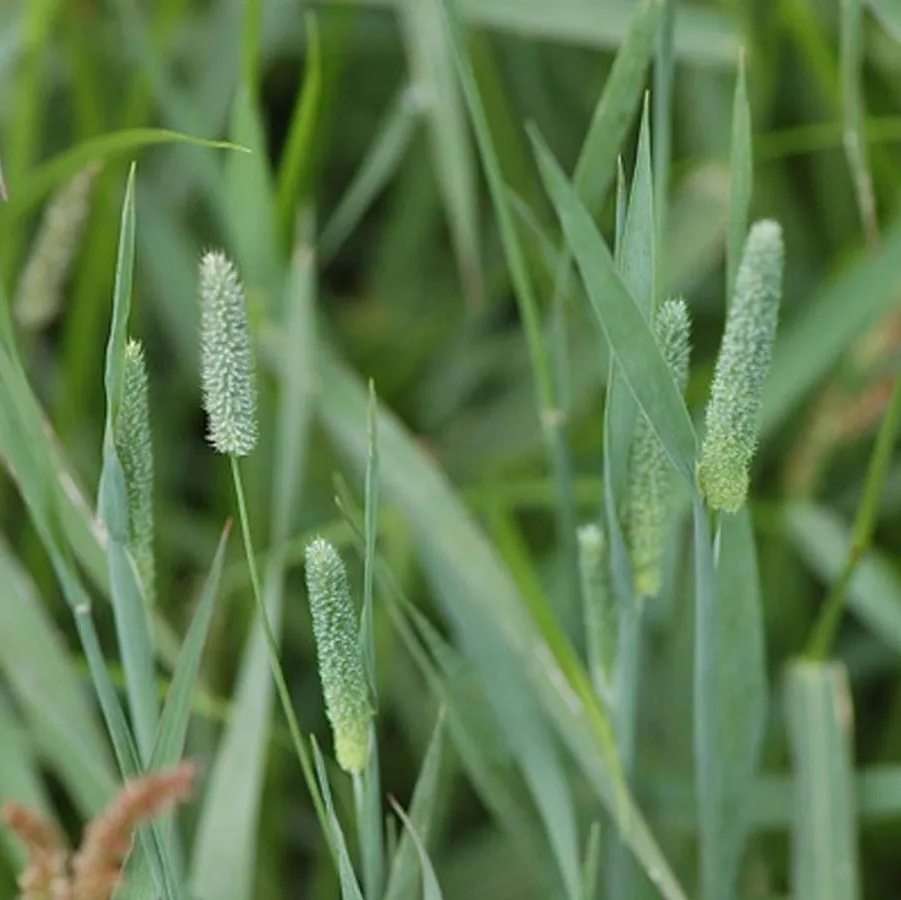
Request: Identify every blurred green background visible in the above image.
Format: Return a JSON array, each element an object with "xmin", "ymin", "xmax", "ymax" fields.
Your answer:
[{"xmin": 2, "ymin": 0, "xmax": 901, "ymax": 897}]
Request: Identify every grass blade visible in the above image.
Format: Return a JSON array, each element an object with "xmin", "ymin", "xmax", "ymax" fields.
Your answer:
[
  {"xmin": 384, "ymin": 712, "xmax": 446, "ymax": 900},
  {"xmin": 0, "ymin": 539, "xmax": 116, "ymax": 817},
  {"xmin": 318, "ymin": 349, "xmax": 689, "ymax": 900},
  {"xmin": 275, "ymin": 14, "xmax": 323, "ymax": 246},
  {"xmin": 388, "ymin": 798, "xmax": 445, "ymax": 900},
  {"xmin": 841, "ymin": 0, "xmax": 879, "ymax": 247},
  {"xmin": 531, "ymin": 128, "xmax": 697, "ymax": 487},
  {"xmin": 785, "ymin": 661, "xmax": 861, "ymax": 900},
  {"xmin": 727, "ymin": 51, "xmax": 752, "ymax": 303},
  {"xmin": 312, "ymin": 739, "xmax": 366, "ymax": 900},
  {"xmin": 694, "ymin": 504, "xmax": 768, "ymax": 900},
  {"xmin": 98, "ymin": 163, "xmax": 159, "ymax": 765},
  {"xmin": 401, "ymin": 0, "xmax": 482, "ymax": 305},
  {"xmin": 319, "ymin": 84, "xmax": 422, "ymax": 262}
]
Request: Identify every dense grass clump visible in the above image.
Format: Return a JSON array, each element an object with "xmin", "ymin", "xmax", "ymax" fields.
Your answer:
[{"xmin": 2, "ymin": 1, "xmax": 901, "ymax": 899}]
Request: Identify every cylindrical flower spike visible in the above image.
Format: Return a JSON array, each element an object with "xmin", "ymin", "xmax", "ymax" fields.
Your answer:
[
  {"xmin": 304, "ymin": 538, "xmax": 373, "ymax": 774},
  {"xmin": 115, "ymin": 339, "xmax": 156, "ymax": 606},
  {"xmin": 626, "ymin": 298, "xmax": 692, "ymax": 597},
  {"xmin": 199, "ymin": 251, "xmax": 258, "ymax": 457},
  {"xmin": 14, "ymin": 163, "xmax": 99, "ymax": 330},
  {"xmin": 699, "ymin": 220, "xmax": 784, "ymax": 513},
  {"xmin": 578, "ymin": 522, "xmax": 617, "ymax": 698}
]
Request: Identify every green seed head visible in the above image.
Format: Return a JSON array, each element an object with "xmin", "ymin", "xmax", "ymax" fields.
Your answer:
[
  {"xmin": 626, "ymin": 298, "xmax": 692, "ymax": 597},
  {"xmin": 304, "ymin": 538, "xmax": 372, "ymax": 774},
  {"xmin": 699, "ymin": 220, "xmax": 784, "ymax": 513},
  {"xmin": 578, "ymin": 522, "xmax": 616, "ymax": 694},
  {"xmin": 199, "ymin": 251, "xmax": 258, "ymax": 457},
  {"xmin": 14, "ymin": 163, "xmax": 99, "ymax": 330},
  {"xmin": 114, "ymin": 339, "xmax": 156, "ymax": 605}
]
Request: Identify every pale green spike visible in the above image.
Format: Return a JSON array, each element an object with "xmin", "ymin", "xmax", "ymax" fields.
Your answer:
[
  {"xmin": 114, "ymin": 338, "xmax": 156, "ymax": 606},
  {"xmin": 699, "ymin": 220, "xmax": 784, "ymax": 513},
  {"xmin": 626, "ymin": 298, "xmax": 691, "ymax": 597},
  {"xmin": 199, "ymin": 250, "xmax": 258, "ymax": 457},
  {"xmin": 304, "ymin": 538, "xmax": 373, "ymax": 774}
]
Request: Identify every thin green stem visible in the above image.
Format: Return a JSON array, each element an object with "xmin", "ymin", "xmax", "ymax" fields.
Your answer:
[
  {"xmin": 806, "ymin": 375, "xmax": 901, "ymax": 659},
  {"xmin": 229, "ymin": 455, "xmax": 333, "ymax": 851}
]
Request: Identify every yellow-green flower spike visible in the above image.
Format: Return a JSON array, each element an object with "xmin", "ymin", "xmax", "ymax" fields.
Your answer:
[
  {"xmin": 114, "ymin": 339, "xmax": 156, "ymax": 606},
  {"xmin": 304, "ymin": 538, "xmax": 373, "ymax": 774},
  {"xmin": 199, "ymin": 250, "xmax": 258, "ymax": 457},
  {"xmin": 14, "ymin": 163, "xmax": 99, "ymax": 330},
  {"xmin": 578, "ymin": 522, "xmax": 616, "ymax": 698},
  {"xmin": 699, "ymin": 220, "xmax": 784, "ymax": 513},
  {"xmin": 626, "ymin": 298, "xmax": 692, "ymax": 597}
]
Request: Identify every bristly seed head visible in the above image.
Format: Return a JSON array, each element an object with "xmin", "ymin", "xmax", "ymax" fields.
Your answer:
[
  {"xmin": 199, "ymin": 250, "xmax": 258, "ymax": 457},
  {"xmin": 625, "ymin": 298, "xmax": 692, "ymax": 597},
  {"xmin": 698, "ymin": 219, "xmax": 784, "ymax": 513},
  {"xmin": 114, "ymin": 338, "xmax": 156, "ymax": 605},
  {"xmin": 304, "ymin": 538, "xmax": 372, "ymax": 774}
]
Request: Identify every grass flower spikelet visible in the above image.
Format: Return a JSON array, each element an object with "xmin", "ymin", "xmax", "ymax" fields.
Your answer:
[
  {"xmin": 699, "ymin": 220, "xmax": 784, "ymax": 513},
  {"xmin": 199, "ymin": 250, "xmax": 258, "ymax": 457},
  {"xmin": 578, "ymin": 522, "xmax": 617, "ymax": 696},
  {"xmin": 114, "ymin": 339, "xmax": 155, "ymax": 605},
  {"xmin": 626, "ymin": 298, "xmax": 692, "ymax": 597},
  {"xmin": 304, "ymin": 537, "xmax": 372, "ymax": 774}
]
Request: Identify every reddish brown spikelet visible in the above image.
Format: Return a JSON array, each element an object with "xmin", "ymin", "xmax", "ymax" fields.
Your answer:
[
  {"xmin": 1, "ymin": 802, "xmax": 70, "ymax": 900},
  {"xmin": 70, "ymin": 763, "xmax": 197, "ymax": 900}
]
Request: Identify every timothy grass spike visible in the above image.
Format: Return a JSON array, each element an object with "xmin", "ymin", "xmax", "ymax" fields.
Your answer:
[
  {"xmin": 199, "ymin": 250, "xmax": 258, "ymax": 457},
  {"xmin": 114, "ymin": 338, "xmax": 156, "ymax": 606},
  {"xmin": 305, "ymin": 538, "xmax": 373, "ymax": 774},
  {"xmin": 699, "ymin": 220, "xmax": 784, "ymax": 513},
  {"xmin": 578, "ymin": 522, "xmax": 616, "ymax": 698},
  {"xmin": 626, "ymin": 298, "xmax": 691, "ymax": 597},
  {"xmin": 14, "ymin": 163, "xmax": 99, "ymax": 330}
]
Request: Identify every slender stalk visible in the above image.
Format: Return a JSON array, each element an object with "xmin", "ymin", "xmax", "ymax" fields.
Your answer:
[
  {"xmin": 229, "ymin": 456, "xmax": 331, "ymax": 842},
  {"xmin": 806, "ymin": 375, "xmax": 901, "ymax": 659}
]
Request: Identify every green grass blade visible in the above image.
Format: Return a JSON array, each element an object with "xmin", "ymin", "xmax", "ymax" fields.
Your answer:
[
  {"xmin": 574, "ymin": 0, "xmax": 663, "ymax": 216},
  {"xmin": 384, "ymin": 712, "xmax": 446, "ymax": 900},
  {"xmin": 388, "ymin": 798, "xmax": 445, "ymax": 900},
  {"xmin": 98, "ymin": 164, "xmax": 159, "ymax": 765},
  {"xmin": 727, "ymin": 51, "xmax": 752, "ymax": 303},
  {"xmin": 119, "ymin": 523, "xmax": 232, "ymax": 900},
  {"xmin": 0, "ymin": 129, "xmax": 244, "ymax": 228},
  {"xmin": 841, "ymin": 0, "xmax": 879, "ymax": 246},
  {"xmin": 312, "ymin": 739, "xmax": 367, "ymax": 900},
  {"xmin": 694, "ymin": 504, "xmax": 767, "ymax": 900},
  {"xmin": 0, "ymin": 539, "xmax": 116, "ymax": 817},
  {"xmin": 356, "ymin": 382, "xmax": 385, "ymax": 899},
  {"xmin": 319, "ymin": 85, "xmax": 422, "ymax": 262},
  {"xmin": 401, "ymin": 0, "xmax": 482, "ymax": 305},
  {"xmin": 785, "ymin": 502, "xmax": 901, "ymax": 657},
  {"xmin": 318, "ymin": 349, "xmax": 688, "ymax": 900},
  {"xmin": 785, "ymin": 661, "xmax": 861, "ymax": 900},
  {"xmin": 225, "ymin": 85, "xmax": 280, "ymax": 297},
  {"xmin": 275, "ymin": 14, "xmax": 323, "ymax": 246},
  {"xmin": 653, "ymin": 0, "xmax": 675, "ymax": 252},
  {"xmin": 438, "ymin": 0, "xmax": 580, "ymax": 622},
  {"xmin": 867, "ymin": 0, "xmax": 901, "ymax": 39},
  {"xmin": 531, "ymin": 128, "xmax": 697, "ymax": 487},
  {"xmin": 320, "ymin": 0, "xmax": 736, "ymax": 65},
  {"xmin": 604, "ymin": 101, "xmax": 654, "ymax": 900}
]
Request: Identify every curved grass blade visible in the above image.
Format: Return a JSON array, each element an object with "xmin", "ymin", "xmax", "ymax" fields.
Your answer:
[
  {"xmin": 384, "ymin": 712, "xmax": 446, "ymax": 900},
  {"xmin": 318, "ymin": 349, "xmax": 689, "ymax": 900},
  {"xmin": 786, "ymin": 661, "xmax": 861, "ymax": 900},
  {"xmin": 0, "ymin": 129, "xmax": 245, "ymax": 227},
  {"xmin": 531, "ymin": 128, "xmax": 697, "ymax": 487},
  {"xmin": 312, "ymin": 739, "xmax": 366, "ymax": 900},
  {"xmin": 694, "ymin": 505, "xmax": 767, "ymax": 900},
  {"xmin": 276, "ymin": 14, "xmax": 323, "ymax": 246},
  {"xmin": 388, "ymin": 797, "xmax": 445, "ymax": 900}
]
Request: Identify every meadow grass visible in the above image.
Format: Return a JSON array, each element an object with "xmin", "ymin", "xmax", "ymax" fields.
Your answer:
[{"xmin": 1, "ymin": 1, "xmax": 901, "ymax": 898}]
